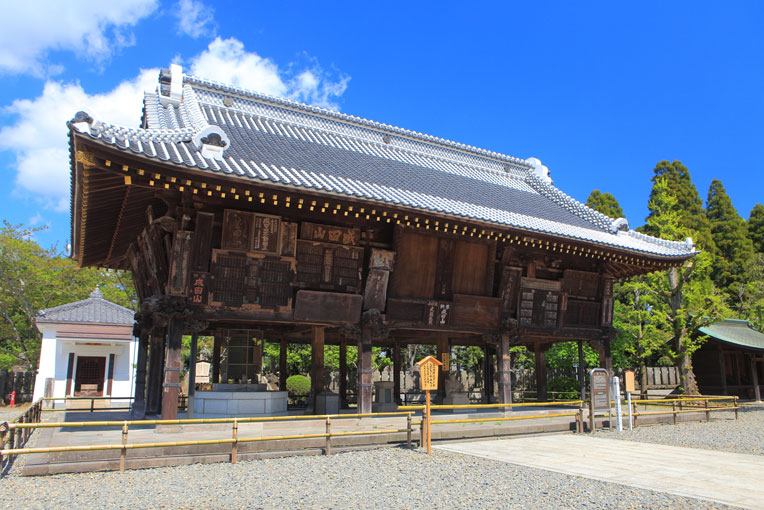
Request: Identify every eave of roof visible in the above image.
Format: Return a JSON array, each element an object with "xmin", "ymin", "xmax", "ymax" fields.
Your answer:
[{"xmin": 699, "ymin": 319, "xmax": 764, "ymax": 351}]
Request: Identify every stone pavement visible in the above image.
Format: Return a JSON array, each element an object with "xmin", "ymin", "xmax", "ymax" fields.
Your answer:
[{"xmin": 436, "ymin": 435, "xmax": 764, "ymax": 509}]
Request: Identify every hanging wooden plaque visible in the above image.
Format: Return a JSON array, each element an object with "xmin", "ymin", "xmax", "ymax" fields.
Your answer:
[
  {"xmin": 251, "ymin": 213, "xmax": 281, "ymax": 254},
  {"xmin": 301, "ymin": 222, "xmax": 360, "ymax": 246},
  {"xmin": 221, "ymin": 210, "xmax": 253, "ymax": 252}
]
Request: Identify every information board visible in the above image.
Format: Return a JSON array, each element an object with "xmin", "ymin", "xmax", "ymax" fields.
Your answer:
[{"xmin": 590, "ymin": 368, "xmax": 610, "ymax": 412}]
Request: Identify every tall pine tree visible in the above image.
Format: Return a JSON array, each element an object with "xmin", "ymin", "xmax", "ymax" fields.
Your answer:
[
  {"xmin": 706, "ymin": 179, "xmax": 756, "ymax": 307},
  {"xmin": 586, "ymin": 190, "xmax": 624, "ymax": 219},
  {"xmin": 638, "ymin": 178, "xmax": 726, "ymax": 394},
  {"xmin": 748, "ymin": 203, "xmax": 764, "ymax": 254},
  {"xmin": 643, "ymin": 160, "xmax": 715, "ymax": 252}
]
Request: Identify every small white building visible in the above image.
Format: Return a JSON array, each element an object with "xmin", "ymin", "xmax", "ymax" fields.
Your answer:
[{"xmin": 32, "ymin": 288, "xmax": 137, "ymax": 405}]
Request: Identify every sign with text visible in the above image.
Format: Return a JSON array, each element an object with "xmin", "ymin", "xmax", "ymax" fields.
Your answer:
[
  {"xmin": 590, "ymin": 368, "xmax": 610, "ymax": 412},
  {"xmin": 623, "ymin": 369, "xmax": 636, "ymax": 393},
  {"xmin": 417, "ymin": 356, "xmax": 443, "ymax": 391}
]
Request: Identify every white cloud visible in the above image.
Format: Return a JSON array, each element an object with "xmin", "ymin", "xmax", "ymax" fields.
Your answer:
[
  {"xmin": 0, "ymin": 69, "xmax": 158, "ymax": 211},
  {"xmin": 175, "ymin": 0, "xmax": 216, "ymax": 39},
  {"xmin": 0, "ymin": 38, "xmax": 350, "ymax": 213},
  {"xmin": 0, "ymin": 0, "xmax": 158, "ymax": 75},
  {"xmin": 189, "ymin": 38, "xmax": 350, "ymax": 110}
]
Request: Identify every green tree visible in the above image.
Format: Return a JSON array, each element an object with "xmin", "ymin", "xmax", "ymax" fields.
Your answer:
[
  {"xmin": 642, "ymin": 178, "xmax": 727, "ymax": 394},
  {"xmin": 643, "ymin": 160, "xmax": 715, "ymax": 252},
  {"xmin": 586, "ymin": 190, "xmax": 624, "ymax": 219},
  {"xmin": 748, "ymin": 203, "xmax": 764, "ymax": 254},
  {"xmin": 613, "ymin": 279, "xmax": 671, "ymax": 396},
  {"xmin": 706, "ymin": 179, "xmax": 756, "ymax": 307},
  {"xmin": 0, "ymin": 222, "xmax": 135, "ymax": 370}
]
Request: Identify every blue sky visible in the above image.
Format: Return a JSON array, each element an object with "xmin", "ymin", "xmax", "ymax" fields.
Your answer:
[{"xmin": 1, "ymin": 1, "xmax": 762, "ymax": 250}]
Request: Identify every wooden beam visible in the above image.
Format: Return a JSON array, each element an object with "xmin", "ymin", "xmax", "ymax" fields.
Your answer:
[
  {"xmin": 311, "ymin": 326, "xmax": 325, "ymax": 403},
  {"xmin": 65, "ymin": 353, "xmax": 75, "ymax": 397},
  {"xmin": 497, "ymin": 333, "xmax": 512, "ymax": 407},
  {"xmin": 161, "ymin": 317, "xmax": 184, "ymax": 419},
  {"xmin": 358, "ymin": 325, "xmax": 373, "ymax": 414}
]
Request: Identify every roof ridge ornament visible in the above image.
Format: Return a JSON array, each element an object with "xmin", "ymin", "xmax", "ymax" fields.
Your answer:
[
  {"xmin": 611, "ymin": 217, "xmax": 629, "ymax": 232},
  {"xmin": 525, "ymin": 157, "xmax": 552, "ymax": 185},
  {"xmin": 159, "ymin": 63, "xmax": 183, "ymax": 106},
  {"xmin": 90, "ymin": 286, "xmax": 104, "ymax": 299},
  {"xmin": 192, "ymin": 125, "xmax": 230, "ymax": 161}
]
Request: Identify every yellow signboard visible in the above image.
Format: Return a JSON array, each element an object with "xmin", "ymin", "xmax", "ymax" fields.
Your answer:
[
  {"xmin": 417, "ymin": 355, "xmax": 443, "ymax": 391},
  {"xmin": 624, "ymin": 369, "xmax": 636, "ymax": 393}
]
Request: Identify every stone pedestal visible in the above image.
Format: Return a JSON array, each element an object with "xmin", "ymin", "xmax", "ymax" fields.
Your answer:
[
  {"xmin": 193, "ymin": 390, "xmax": 287, "ymax": 418},
  {"xmin": 315, "ymin": 391, "xmax": 340, "ymax": 415},
  {"xmin": 373, "ymin": 381, "xmax": 398, "ymax": 412},
  {"xmin": 442, "ymin": 391, "xmax": 473, "ymax": 413}
]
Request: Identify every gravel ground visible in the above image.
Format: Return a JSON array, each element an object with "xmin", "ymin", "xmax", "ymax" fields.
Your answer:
[
  {"xmin": 2, "ymin": 408, "xmax": 759, "ymax": 509},
  {"xmin": 0, "ymin": 446, "xmax": 727, "ymax": 509},
  {"xmin": 602, "ymin": 406, "xmax": 764, "ymax": 455}
]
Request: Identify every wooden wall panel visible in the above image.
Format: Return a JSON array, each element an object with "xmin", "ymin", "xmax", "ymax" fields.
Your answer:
[
  {"xmin": 391, "ymin": 232, "xmax": 437, "ymax": 299},
  {"xmin": 452, "ymin": 240, "xmax": 489, "ymax": 296}
]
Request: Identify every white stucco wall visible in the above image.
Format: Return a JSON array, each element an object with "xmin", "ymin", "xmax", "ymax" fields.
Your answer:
[{"xmin": 32, "ymin": 323, "xmax": 138, "ymax": 404}]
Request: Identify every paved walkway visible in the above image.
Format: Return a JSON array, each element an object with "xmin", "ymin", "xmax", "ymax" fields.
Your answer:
[{"xmin": 436, "ymin": 435, "xmax": 764, "ymax": 509}]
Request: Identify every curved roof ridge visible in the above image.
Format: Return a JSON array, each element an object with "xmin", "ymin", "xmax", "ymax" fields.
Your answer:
[
  {"xmin": 524, "ymin": 172, "xmax": 615, "ymax": 233},
  {"xmin": 183, "ymin": 73, "xmax": 533, "ymax": 169},
  {"xmin": 624, "ymin": 229, "xmax": 693, "ymax": 253}
]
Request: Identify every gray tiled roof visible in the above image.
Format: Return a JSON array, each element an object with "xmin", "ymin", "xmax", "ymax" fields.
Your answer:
[
  {"xmin": 67, "ymin": 67, "xmax": 696, "ymax": 259},
  {"xmin": 36, "ymin": 288, "xmax": 135, "ymax": 325}
]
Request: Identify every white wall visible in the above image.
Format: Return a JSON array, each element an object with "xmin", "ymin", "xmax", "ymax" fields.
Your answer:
[{"xmin": 32, "ymin": 324, "xmax": 138, "ymax": 405}]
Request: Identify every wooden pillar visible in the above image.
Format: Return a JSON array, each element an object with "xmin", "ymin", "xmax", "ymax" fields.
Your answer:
[
  {"xmin": 535, "ymin": 343, "xmax": 547, "ymax": 402},
  {"xmin": 393, "ymin": 342, "xmax": 402, "ymax": 405},
  {"xmin": 483, "ymin": 345, "xmax": 493, "ymax": 404},
  {"xmin": 65, "ymin": 352, "xmax": 75, "ymax": 397},
  {"xmin": 339, "ymin": 338, "xmax": 348, "ymax": 408},
  {"xmin": 186, "ymin": 332, "xmax": 198, "ymax": 418},
  {"xmin": 497, "ymin": 333, "xmax": 513, "ymax": 407},
  {"xmin": 751, "ymin": 356, "xmax": 761, "ymax": 402},
  {"xmin": 146, "ymin": 334, "xmax": 164, "ymax": 414},
  {"xmin": 718, "ymin": 345, "xmax": 727, "ymax": 395},
  {"xmin": 598, "ymin": 337, "xmax": 613, "ymax": 374},
  {"xmin": 577, "ymin": 340, "xmax": 586, "ymax": 401},
  {"xmin": 212, "ymin": 335, "xmax": 221, "ymax": 384},
  {"xmin": 279, "ymin": 336, "xmax": 288, "ymax": 392},
  {"xmin": 161, "ymin": 317, "xmax": 184, "ymax": 419},
  {"xmin": 311, "ymin": 327, "xmax": 326, "ymax": 405},
  {"xmin": 357, "ymin": 326, "xmax": 373, "ymax": 414},
  {"xmin": 132, "ymin": 331, "xmax": 149, "ymax": 417},
  {"xmin": 436, "ymin": 335, "xmax": 449, "ymax": 402}
]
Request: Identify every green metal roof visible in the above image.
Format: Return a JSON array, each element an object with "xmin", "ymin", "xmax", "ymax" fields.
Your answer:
[{"xmin": 699, "ymin": 319, "xmax": 764, "ymax": 351}]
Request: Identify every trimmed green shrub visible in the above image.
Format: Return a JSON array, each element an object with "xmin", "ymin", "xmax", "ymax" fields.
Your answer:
[
  {"xmin": 286, "ymin": 374, "xmax": 311, "ymax": 396},
  {"xmin": 547, "ymin": 376, "xmax": 580, "ymax": 400}
]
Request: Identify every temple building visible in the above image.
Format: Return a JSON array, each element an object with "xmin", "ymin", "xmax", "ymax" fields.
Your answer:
[
  {"xmin": 32, "ymin": 288, "xmax": 137, "ymax": 404},
  {"xmin": 67, "ymin": 64, "xmax": 696, "ymax": 419},
  {"xmin": 695, "ymin": 319, "xmax": 764, "ymax": 401}
]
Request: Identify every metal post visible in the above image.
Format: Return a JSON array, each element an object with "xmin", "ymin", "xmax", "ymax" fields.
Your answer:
[
  {"xmin": 734, "ymin": 396, "xmax": 739, "ymax": 420},
  {"xmin": 406, "ymin": 413, "xmax": 412, "ymax": 447},
  {"xmin": 633, "ymin": 400, "xmax": 638, "ymax": 429},
  {"xmin": 231, "ymin": 419, "xmax": 238, "ymax": 464},
  {"xmin": 120, "ymin": 421, "xmax": 128, "ymax": 472},
  {"xmin": 420, "ymin": 413, "xmax": 425, "ymax": 449},
  {"xmin": 705, "ymin": 399, "xmax": 710, "ymax": 422},
  {"xmin": 672, "ymin": 402, "xmax": 677, "ymax": 425},
  {"xmin": 589, "ymin": 399, "xmax": 595, "ymax": 433},
  {"xmin": 613, "ymin": 376, "xmax": 622, "ymax": 432},
  {"xmin": 91, "ymin": 398, "xmax": 95, "ymax": 413},
  {"xmin": 325, "ymin": 417, "xmax": 331, "ymax": 456},
  {"xmin": 626, "ymin": 391, "xmax": 633, "ymax": 431}
]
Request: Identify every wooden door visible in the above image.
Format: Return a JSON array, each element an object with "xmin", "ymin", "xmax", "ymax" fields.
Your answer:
[{"xmin": 74, "ymin": 356, "xmax": 106, "ymax": 396}]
